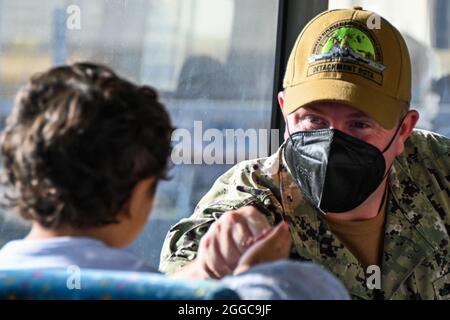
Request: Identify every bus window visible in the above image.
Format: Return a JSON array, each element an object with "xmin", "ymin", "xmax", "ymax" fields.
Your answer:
[
  {"xmin": 329, "ymin": 0, "xmax": 450, "ymax": 137},
  {"xmin": 0, "ymin": 0, "xmax": 279, "ymax": 269}
]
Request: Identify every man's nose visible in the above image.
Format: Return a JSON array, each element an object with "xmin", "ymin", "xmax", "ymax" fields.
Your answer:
[
  {"xmin": 329, "ymin": 123, "xmax": 347, "ymax": 134},
  {"xmin": 328, "ymin": 123, "xmax": 340, "ymax": 130}
]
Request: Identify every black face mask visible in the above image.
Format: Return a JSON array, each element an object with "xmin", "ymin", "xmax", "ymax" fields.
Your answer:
[{"xmin": 283, "ymin": 123, "xmax": 402, "ymax": 214}]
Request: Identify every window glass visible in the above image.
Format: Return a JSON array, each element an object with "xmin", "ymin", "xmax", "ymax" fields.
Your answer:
[
  {"xmin": 0, "ymin": 0, "xmax": 279, "ymax": 269},
  {"xmin": 329, "ymin": 0, "xmax": 450, "ymax": 137}
]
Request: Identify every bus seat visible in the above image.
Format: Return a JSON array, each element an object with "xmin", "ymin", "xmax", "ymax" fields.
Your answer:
[{"xmin": 0, "ymin": 268, "xmax": 240, "ymax": 300}]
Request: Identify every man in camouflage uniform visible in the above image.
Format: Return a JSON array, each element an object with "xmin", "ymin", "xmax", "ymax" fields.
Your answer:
[{"xmin": 160, "ymin": 7, "xmax": 450, "ymax": 299}]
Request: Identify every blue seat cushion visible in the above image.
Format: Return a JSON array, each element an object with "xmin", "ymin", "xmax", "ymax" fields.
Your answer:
[{"xmin": 0, "ymin": 269, "xmax": 240, "ymax": 300}]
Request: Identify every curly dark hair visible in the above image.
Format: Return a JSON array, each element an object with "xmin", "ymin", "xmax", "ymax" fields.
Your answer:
[{"xmin": 0, "ymin": 62, "xmax": 173, "ymax": 229}]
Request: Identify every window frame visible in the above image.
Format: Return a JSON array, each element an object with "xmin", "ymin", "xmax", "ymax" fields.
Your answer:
[{"xmin": 270, "ymin": 0, "xmax": 329, "ymax": 148}]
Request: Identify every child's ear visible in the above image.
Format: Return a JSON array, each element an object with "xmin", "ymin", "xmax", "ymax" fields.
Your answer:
[{"xmin": 120, "ymin": 178, "xmax": 157, "ymax": 220}]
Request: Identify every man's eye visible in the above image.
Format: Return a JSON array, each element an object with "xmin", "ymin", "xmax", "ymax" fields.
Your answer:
[
  {"xmin": 350, "ymin": 121, "xmax": 370, "ymax": 129},
  {"xmin": 306, "ymin": 116, "xmax": 327, "ymax": 127}
]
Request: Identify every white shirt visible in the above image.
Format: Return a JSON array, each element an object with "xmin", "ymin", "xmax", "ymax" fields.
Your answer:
[{"xmin": 0, "ymin": 236, "xmax": 156, "ymax": 272}]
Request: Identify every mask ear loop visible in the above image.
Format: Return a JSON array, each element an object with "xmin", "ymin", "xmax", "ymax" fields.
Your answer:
[
  {"xmin": 380, "ymin": 112, "xmax": 408, "ymax": 180},
  {"xmin": 381, "ymin": 113, "xmax": 408, "ymax": 153}
]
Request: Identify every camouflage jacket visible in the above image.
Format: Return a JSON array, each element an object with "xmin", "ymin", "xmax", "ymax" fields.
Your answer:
[{"xmin": 160, "ymin": 129, "xmax": 450, "ymax": 300}]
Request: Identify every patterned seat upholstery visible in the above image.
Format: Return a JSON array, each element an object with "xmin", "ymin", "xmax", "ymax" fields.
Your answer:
[{"xmin": 0, "ymin": 269, "xmax": 240, "ymax": 300}]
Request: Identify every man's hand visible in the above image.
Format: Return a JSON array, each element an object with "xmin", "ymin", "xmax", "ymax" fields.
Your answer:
[
  {"xmin": 233, "ymin": 222, "xmax": 292, "ymax": 275},
  {"xmin": 171, "ymin": 206, "xmax": 292, "ymax": 280},
  {"xmin": 194, "ymin": 206, "xmax": 271, "ymax": 278},
  {"xmin": 171, "ymin": 221, "xmax": 292, "ymax": 280}
]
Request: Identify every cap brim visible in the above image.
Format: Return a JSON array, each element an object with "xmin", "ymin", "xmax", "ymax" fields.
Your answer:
[{"xmin": 283, "ymin": 79, "xmax": 404, "ymax": 129}]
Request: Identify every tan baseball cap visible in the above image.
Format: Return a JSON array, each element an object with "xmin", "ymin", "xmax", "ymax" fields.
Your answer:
[{"xmin": 283, "ymin": 7, "xmax": 411, "ymax": 129}]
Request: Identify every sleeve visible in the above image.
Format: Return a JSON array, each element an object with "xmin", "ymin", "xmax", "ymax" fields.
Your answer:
[
  {"xmin": 158, "ymin": 158, "xmax": 285, "ymax": 274},
  {"xmin": 221, "ymin": 260, "xmax": 350, "ymax": 300},
  {"xmin": 409, "ymin": 131, "xmax": 450, "ymax": 221}
]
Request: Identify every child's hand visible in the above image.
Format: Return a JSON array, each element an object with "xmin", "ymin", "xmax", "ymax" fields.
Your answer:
[{"xmin": 233, "ymin": 222, "xmax": 292, "ymax": 275}]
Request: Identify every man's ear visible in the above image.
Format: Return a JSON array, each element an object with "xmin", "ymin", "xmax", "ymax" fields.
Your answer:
[
  {"xmin": 393, "ymin": 110, "xmax": 419, "ymax": 156},
  {"xmin": 399, "ymin": 110, "xmax": 419, "ymax": 143},
  {"xmin": 279, "ymin": 91, "xmax": 292, "ymax": 140},
  {"xmin": 278, "ymin": 91, "xmax": 285, "ymax": 114}
]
